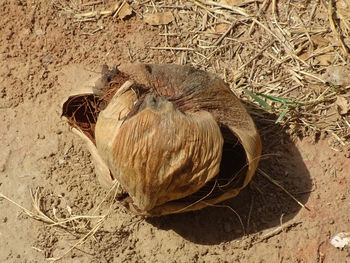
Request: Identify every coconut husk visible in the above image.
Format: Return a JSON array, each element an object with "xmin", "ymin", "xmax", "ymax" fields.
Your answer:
[{"xmin": 62, "ymin": 63, "xmax": 262, "ymax": 216}]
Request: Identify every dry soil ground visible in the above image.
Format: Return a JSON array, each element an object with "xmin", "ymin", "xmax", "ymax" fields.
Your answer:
[{"xmin": 1, "ymin": 1, "xmax": 350, "ymax": 263}]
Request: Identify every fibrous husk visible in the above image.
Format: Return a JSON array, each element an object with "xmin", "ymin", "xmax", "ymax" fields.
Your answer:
[{"xmin": 62, "ymin": 63, "xmax": 262, "ymax": 216}]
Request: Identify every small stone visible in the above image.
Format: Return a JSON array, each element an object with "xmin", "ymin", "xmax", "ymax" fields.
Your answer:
[
  {"xmin": 37, "ymin": 134, "xmax": 45, "ymax": 139},
  {"xmin": 331, "ymin": 232, "xmax": 350, "ymax": 248},
  {"xmin": 201, "ymin": 248, "xmax": 209, "ymax": 256},
  {"xmin": 329, "ymin": 219, "xmax": 335, "ymax": 224},
  {"xmin": 35, "ymin": 29, "xmax": 43, "ymax": 35},
  {"xmin": 3, "ymin": 217, "xmax": 8, "ymax": 223},
  {"xmin": 44, "ymin": 55, "xmax": 52, "ymax": 62},
  {"xmin": 58, "ymin": 159, "xmax": 65, "ymax": 165}
]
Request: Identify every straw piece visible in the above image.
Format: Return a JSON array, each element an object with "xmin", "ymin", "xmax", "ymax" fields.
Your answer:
[
  {"xmin": 258, "ymin": 169, "xmax": 310, "ymax": 211},
  {"xmin": 149, "ymin": 46, "xmax": 195, "ymax": 51},
  {"xmin": 328, "ymin": 0, "xmax": 350, "ymax": 58}
]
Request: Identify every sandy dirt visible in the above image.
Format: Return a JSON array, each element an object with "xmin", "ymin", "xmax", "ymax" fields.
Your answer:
[{"xmin": 1, "ymin": 1, "xmax": 350, "ymax": 262}]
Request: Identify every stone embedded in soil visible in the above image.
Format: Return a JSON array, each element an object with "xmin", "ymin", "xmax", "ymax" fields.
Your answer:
[
  {"xmin": 35, "ymin": 29, "xmax": 44, "ymax": 36},
  {"xmin": 331, "ymin": 232, "xmax": 350, "ymax": 248}
]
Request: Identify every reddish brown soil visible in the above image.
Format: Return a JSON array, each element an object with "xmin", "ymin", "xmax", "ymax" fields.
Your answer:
[{"xmin": 1, "ymin": 1, "xmax": 349, "ymax": 263}]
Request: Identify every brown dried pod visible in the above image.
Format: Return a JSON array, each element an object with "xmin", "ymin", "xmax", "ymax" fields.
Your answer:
[{"xmin": 62, "ymin": 64, "xmax": 262, "ymax": 216}]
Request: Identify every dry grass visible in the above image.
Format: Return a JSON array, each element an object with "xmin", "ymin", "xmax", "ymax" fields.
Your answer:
[
  {"xmin": 52, "ymin": 0, "xmax": 350, "ymax": 146},
  {"xmin": 0, "ymin": 181, "xmax": 121, "ymax": 261}
]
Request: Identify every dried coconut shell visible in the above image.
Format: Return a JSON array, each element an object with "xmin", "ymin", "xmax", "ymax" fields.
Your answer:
[
  {"xmin": 60, "ymin": 65, "xmax": 115, "ymax": 188},
  {"xmin": 62, "ymin": 63, "xmax": 262, "ymax": 216}
]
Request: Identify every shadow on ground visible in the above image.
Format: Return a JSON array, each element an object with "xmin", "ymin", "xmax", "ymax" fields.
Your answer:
[{"xmin": 146, "ymin": 105, "xmax": 312, "ymax": 245}]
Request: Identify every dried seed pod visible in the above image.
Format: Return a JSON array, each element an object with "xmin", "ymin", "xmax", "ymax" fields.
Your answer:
[{"xmin": 62, "ymin": 64, "xmax": 262, "ymax": 216}]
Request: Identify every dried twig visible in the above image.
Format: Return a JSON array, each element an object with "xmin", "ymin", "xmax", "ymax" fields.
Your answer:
[
  {"xmin": 0, "ymin": 181, "xmax": 122, "ymax": 262},
  {"xmin": 149, "ymin": 46, "xmax": 195, "ymax": 51},
  {"xmin": 259, "ymin": 221, "xmax": 302, "ymax": 242},
  {"xmin": 258, "ymin": 169, "xmax": 310, "ymax": 211}
]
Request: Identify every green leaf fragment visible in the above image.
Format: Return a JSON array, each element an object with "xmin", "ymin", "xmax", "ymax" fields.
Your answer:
[
  {"xmin": 275, "ymin": 107, "xmax": 289, "ymax": 123},
  {"xmin": 243, "ymin": 89, "xmax": 271, "ymax": 110}
]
